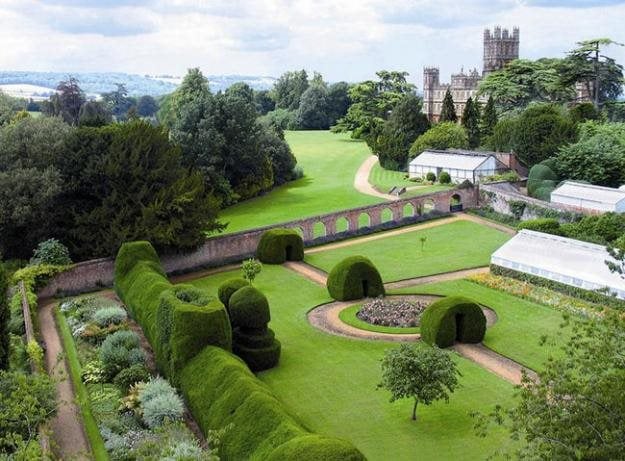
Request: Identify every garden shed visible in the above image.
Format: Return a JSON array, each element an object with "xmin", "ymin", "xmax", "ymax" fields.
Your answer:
[
  {"xmin": 550, "ymin": 181, "xmax": 625, "ymax": 213},
  {"xmin": 491, "ymin": 229, "xmax": 625, "ymax": 299},
  {"xmin": 408, "ymin": 149, "xmax": 508, "ymax": 184}
]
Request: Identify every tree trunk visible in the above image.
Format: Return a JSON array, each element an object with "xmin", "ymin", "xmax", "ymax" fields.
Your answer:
[{"xmin": 412, "ymin": 399, "xmax": 418, "ymax": 421}]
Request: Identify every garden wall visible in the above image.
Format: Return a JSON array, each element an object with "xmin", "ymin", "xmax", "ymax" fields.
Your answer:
[{"xmin": 40, "ymin": 186, "xmax": 478, "ymax": 297}]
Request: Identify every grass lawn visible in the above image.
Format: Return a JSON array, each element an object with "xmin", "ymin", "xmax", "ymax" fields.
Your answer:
[
  {"xmin": 187, "ymin": 265, "xmax": 516, "ymax": 461},
  {"xmin": 218, "ymin": 131, "xmax": 381, "ymax": 234},
  {"xmin": 338, "ymin": 304, "xmax": 421, "ymax": 334},
  {"xmin": 391, "ymin": 279, "xmax": 569, "ymax": 371},
  {"xmin": 305, "ymin": 220, "xmax": 510, "ymax": 282},
  {"xmin": 368, "ymin": 161, "xmax": 452, "ymax": 197}
]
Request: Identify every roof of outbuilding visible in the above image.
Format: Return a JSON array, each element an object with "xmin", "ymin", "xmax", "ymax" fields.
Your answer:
[
  {"xmin": 491, "ymin": 229, "xmax": 625, "ymax": 293},
  {"xmin": 408, "ymin": 150, "xmax": 493, "ymax": 171},
  {"xmin": 551, "ymin": 181, "xmax": 625, "ymax": 206}
]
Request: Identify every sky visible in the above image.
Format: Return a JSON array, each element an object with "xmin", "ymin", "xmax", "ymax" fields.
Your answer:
[{"xmin": 1, "ymin": 0, "xmax": 624, "ymax": 87}]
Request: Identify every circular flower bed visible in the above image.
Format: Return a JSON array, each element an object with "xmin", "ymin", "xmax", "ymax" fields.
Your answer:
[{"xmin": 357, "ymin": 297, "xmax": 428, "ymax": 327}]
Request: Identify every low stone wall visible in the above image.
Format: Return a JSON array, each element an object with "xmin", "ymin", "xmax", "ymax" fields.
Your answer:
[{"xmin": 40, "ymin": 186, "xmax": 478, "ymax": 297}]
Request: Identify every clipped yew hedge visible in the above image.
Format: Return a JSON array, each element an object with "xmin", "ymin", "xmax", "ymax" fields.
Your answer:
[
  {"xmin": 326, "ymin": 256, "xmax": 385, "ymax": 301},
  {"xmin": 218, "ymin": 278, "xmax": 249, "ymax": 308},
  {"xmin": 420, "ymin": 296, "xmax": 486, "ymax": 348},
  {"xmin": 257, "ymin": 228, "xmax": 304, "ymax": 264},
  {"xmin": 179, "ymin": 347, "xmax": 365, "ymax": 461}
]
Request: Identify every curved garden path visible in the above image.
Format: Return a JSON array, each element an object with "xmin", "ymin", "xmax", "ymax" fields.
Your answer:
[
  {"xmin": 354, "ymin": 155, "xmax": 400, "ymax": 201},
  {"xmin": 39, "ymin": 298, "xmax": 91, "ymax": 460}
]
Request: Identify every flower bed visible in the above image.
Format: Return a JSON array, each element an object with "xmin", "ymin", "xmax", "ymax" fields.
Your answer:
[
  {"xmin": 58, "ymin": 294, "xmax": 219, "ymax": 460},
  {"xmin": 357, "ymin": 297, "xmax": 428, "ymax": 327}
]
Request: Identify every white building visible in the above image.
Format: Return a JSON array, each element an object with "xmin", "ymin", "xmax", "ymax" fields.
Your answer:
[
  {"xmin": 491, "ymin": 229, "xmax": 625, "ymax": 299},
  {"xmin": 550, "ymin": 181, "xmax": 625, "ymax": 213},
  {"xmin": 408, "ymin": 150, "xmax": 508, "ymax": 184}
]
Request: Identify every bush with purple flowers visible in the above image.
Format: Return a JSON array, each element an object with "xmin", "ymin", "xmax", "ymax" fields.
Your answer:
[{"xmin": 357, "ymin": 297, "xmax": 428, "ymax": 327}]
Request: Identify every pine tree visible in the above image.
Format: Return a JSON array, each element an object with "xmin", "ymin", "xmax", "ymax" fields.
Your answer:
[
  {"xmin": 439, "ymin": 89, "xmax": 457, "ymax": 123},
  {"xmin": 481, "ymin": 96, "xmax": 498, "ymax": 138},
  {"xmin": 462, "ymin": 97, "xmax": 481, "ymax": 148}
]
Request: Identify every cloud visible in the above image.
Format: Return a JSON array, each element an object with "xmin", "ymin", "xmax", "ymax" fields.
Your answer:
[
  {"xmin": 47, "ymin": 10, "xmax": 157, "ymax": 36},
  {"xmin": 523, "ymin": 0, "xmax": 625, "ymax": 7}
]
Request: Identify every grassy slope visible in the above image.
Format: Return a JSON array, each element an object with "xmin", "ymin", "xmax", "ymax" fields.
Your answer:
[
  {"xmin": 187, "ymin": 265, "xmax": 515, "ymax": 461},
  {"xmin": 305, "ymin": 220, "xmax": 510, "ymax": 282},
  {"xmin": 368, "ymin": 161, "xmax": 451, "ymax": 197},
  {"xmin": 391, "ymin": 280, "xmax": 569, "ymax": 371},
  {"xmin": 218, "ymin": 131, "xmax": 381, "ymax": 234}
]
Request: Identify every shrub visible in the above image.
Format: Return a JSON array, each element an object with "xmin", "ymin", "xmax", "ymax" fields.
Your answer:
[
  {"xmin": 426, "ymin": 172, "xmax": 436, "ymax": 182},
  {"xmin": 99, "ymin": 330, "xmax": 145, "ymax": 379},
  {"xmin": 256, "ymin": 228, "xmax": 304, "ymax": 264},
  {"xmin": 92, "ymin": 306, "xmax": 127, "ymax": 327},
  {"xmin": 527, "ymin": 163, "xmax": 559, "ymax": 198},
  {"xmin": 113, "ymin": 364, "xmax": 150, "ymax": 393},
  {"xmin": 30, "ymin": 238, "xmax": 72, "ymax": 266},
  {"xmin": 228, "ymin": 286, "xmax": 270, "ymax": 330},
  {"xmin": 438, "ymin": 171, "xmax": 451, "ymax": 184},
  {"xmin": 517, "ymin": 218, "xmax": 563, "ymax": 235},
  {"xmin": 139, "ymin": 377, "xmax": 184, "ymax": 428},
  {"xmin": 217, "ymin": 278, "xmax": 249, "ymax": 307},
  {"xmin": 420, "ymin": 296, "xmax": 486, "ymax": 347},
  {"xmin": 326, "ymin": 256, "xmax": 385, "ymax": 301}
]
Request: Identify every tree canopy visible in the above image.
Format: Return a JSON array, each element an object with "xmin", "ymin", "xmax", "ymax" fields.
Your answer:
[{"xmin": 409, "ymin": 122, "xmax": 469, "ymax": 157}]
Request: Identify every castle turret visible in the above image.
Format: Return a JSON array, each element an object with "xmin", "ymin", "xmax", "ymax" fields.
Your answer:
[
  {"xmin": 483, "ymin": 26, "xmax": 519, "ymax": 76},
  {"xmin": 423, "ymin": 67, "xmax": 440, "ymax": 120}
]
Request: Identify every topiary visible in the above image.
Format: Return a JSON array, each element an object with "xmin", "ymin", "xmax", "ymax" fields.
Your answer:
[
  {"xmin": 517, "ymin": 218, "xmax": 563, "ymax": 235},
  {"xmin": 326, "ymin": 256, "xmax": 385, "ymax": 301},
  {"xmin": 439, "ymin": 171, "xmax": 451, "ymax": 184},
  {"xmin": 426, "ymin": 172, "xmax": 436, "ymax": 182},
  {"xmin": 420, "ymin": 296, "xmax": 486, "ymax": 348},
  {"xmin": 113, "ymin": 364, "xmax": 151, "ymax": 393},
  {"xmin": 256, "ymin": 228, "xmax": 304, "ymax": 264},
  {"xmin": 527, "ymin": 163, "xmax": 558, "ymax": 197},
  {"xmin": 218, "ymin": 278, "xmax": 249, "ymax": 308},
  {"xmin": 233, "ymin": 338, "xmax": 281, "ymax": 372},
  {"xmin": 228, "ymin": 286, "xmax": 270, "ymax": 330}
]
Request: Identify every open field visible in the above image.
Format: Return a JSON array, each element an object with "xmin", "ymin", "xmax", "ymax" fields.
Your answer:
[
  {"xmin": 187, "ymin": 264, "xmax": 516, "ymax": 461},
  {"xmin": 305, "ymin": 220, "xmax": 511, "ymax": 282},
  {"xmin": 218, "ymin": 131, "xmax": 381, "ymax": 233}
]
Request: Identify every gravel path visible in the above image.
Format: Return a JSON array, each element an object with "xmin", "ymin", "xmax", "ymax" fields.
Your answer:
[
  {"xmin": 452, "ymin": 343, "xmax": 537, "ymax": 385},
  {"xmin": 354, "ymin": 155, "xmax": 400, "ymax": 200},
  {"xmin": 39, "ymin": 298, "xmax": 92, "ymax": 460}
]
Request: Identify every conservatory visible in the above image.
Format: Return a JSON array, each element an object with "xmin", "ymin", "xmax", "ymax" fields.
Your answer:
[
  {"xmin": 408, "ymin": 149, "xmax": 508, "ymax": 184},
  {"xmin": 550, "ymin": 181, "xmax": 625, "ymax": 213},
  {"xmin": 491, "ymin": 229, "xmax": 625, "ymax": 300}
]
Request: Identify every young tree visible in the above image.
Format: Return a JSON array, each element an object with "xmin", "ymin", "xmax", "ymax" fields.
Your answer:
[
  {"xmin": 241, "ymin": 258, "xmax": 262, "ymax": 285},
  {"xmin": 461, "ymin": 97, "xmax": 481, "ymax": 148},
  {"xmin": 480, "ymin": 96, "xmax": 498, "ymax": 138},
  {"xmin": 475, "ymin": 312, "xmax": 625, "ymax": 459},
  {"xmin": 378, "ymin": 344, "xmax": 460, "ymax": 421},
  {"xmin": 439, "ymin": 89, "xmax": 457, "ymax": 123}
]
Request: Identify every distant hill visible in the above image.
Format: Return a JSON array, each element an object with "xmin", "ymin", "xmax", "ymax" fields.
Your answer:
[{"xmin": 0, "ymin": 71, "xmax": 276, "ymax": 98}]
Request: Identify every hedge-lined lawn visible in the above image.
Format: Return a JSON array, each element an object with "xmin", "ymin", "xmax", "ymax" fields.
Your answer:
[
  {"xmin": 305, "ymin": 220, "xmax": 511, "ymax": 282},
  {"xmin": 218, "ymin": 131, "xmax": 381, "ymax": 234},
  {"xmin": 368, "ymin": 161, "xmax": 451, "ymax": 197},
  {"xmin": 391, "ymin": 280, "xmax": 569, "ymax": 371},
  {"xmin": 188, "ymin": 265, "xmax": 516, "ymax": 461}
]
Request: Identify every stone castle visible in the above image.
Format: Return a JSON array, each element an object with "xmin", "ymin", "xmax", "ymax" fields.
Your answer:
[{"xmin": 423, "ymin": 26, "xmax": 520, "ymax": 121}]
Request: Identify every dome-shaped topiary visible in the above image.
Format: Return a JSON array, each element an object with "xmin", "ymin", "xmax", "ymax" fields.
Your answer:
[
  {"xmin": 256, "ymin": 228, "xmax": 304, "ymax": 264},
  {"xmin": 326, "ymin": 256, "xmax": 385, "ymax": 301},
  {"xmin": 228, "ymin": 286, "xmax": 270, "ymax": 330},
  {"xmin": 218, "ymin": 278, "xmax": 250, "ymax": 308},
  {"xmin": 420, "ymin": 296, "xmax": 486, "ymax": 348}
]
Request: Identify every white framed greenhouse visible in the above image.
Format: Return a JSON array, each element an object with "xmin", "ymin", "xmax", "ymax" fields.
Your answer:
[
  {"xmin": 408, "ymin": 149, "xmax": 508, "ymax": 184},
  {"xmin": 550, "ymin": 181, "xmax": 625, "ymax": 213},
  {"xmin": 491, "ymin": 230, "xmax": 625, "ymax": 299}
]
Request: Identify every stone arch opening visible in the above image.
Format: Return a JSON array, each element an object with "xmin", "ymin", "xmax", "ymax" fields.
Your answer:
[
  {"xmin": 402, "ymin": 203, "xmax": 415, "ymax": 218},
  {"xmin": 335, "ymin": 217, "xmax": 349, "ymax": 233},
  {"xmin": 358, "ymin": 213, "xmax": 371, "ymax": 229},
  {"xmin": 381, "ymin": 208, "xmax": 393, "ymax": 223},
  {"xmin": 313, "ymin": 221, "xmax": 327, "ymax": 239},
  {"xmin": 450, "ymin": 193, "xmax": 463, "ymax": 212},
  {"xmin": 422, "ymin": 199, "xmax": 435, "ymax": 214}
]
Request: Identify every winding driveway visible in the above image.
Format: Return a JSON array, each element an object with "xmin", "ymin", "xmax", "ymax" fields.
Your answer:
[{"xmin": 354, "ymin": 155, "xmax": 400, "ymax": 201}]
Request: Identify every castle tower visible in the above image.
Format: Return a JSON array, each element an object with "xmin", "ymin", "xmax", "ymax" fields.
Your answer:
[
  {"xmin": 422, "ymin": 67, "xmax": 440, "ymax": 120},
  {"xmin": 482, "ymin": 26, "xmax": 519, "ymax": 76}
]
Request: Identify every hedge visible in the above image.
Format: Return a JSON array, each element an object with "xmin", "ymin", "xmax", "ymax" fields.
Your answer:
[
  {"xmin": 517, "ymin": 218, "xmax": 563, "ymax": 235},
  {"xmin": 256, "ymin": 229, "xmax": 304, "ymax": 264},
  {"xmin": 179, "ymin": 347, "xmax": 365, "ymax": 461},
  {"xmin": 218, "ymin": 278, "xmax": 249, "ymax": 308},
  {"xmin": 326, "ymin": 256, "xmax": 385, "ymax": 301},
  {"xmin": 420, "ymin": 296, "xmax": 486, "ymax": 347},
  {"xmin": 228, "ymin": 287, "xmax": 270, "ymax": 330},
  {"xmin": 490, "ymin": 264, "xmax": 625, "ymax": 310}
]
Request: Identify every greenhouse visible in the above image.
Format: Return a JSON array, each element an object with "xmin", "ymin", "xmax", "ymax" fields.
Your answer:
[
  {"xmin": 408, "ymin": 149, "xmax": 508, "ymax": 184},
  {"xmin": 491, "ymin": 229, "xmax": 625, "ymax": 299},
  {"xmin": 550, "ymin": 181, "xmax": 625, "ymax": 213}
]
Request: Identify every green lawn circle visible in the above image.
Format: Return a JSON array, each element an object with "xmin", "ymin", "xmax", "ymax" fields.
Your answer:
[{"xmin": 338, "ymin": 304, "xmax": 421, "ymax": 335}]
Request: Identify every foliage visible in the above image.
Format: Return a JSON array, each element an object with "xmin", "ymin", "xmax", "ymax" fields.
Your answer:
[
  {"xmin": 475, "ymin": 311, "xmax": 625, "ymax": 459},
  {"xmin": 25, "ymin": 340, "xmax": 43, "ymax": 372},
  {"xmin": 357, "ymin": 297, "xmax": 427, "ymax": 327},
  {"xmin": 0, "ymin": 268, "xmax": 8, "ymax": 370},
  {"xmin": 555, "ymin": 121, "xmax": 625, "ymax": 187},
  {"xmin": 527, "ymin": 163, "xmax": 559, "ymax": 198},
  {"xmin": 101, "ymin": 83, "xmax": 133, "ymax": 120},
  {"xmin": 99, "ymin": 330, "xmax": 145, "ymax": 379},
  {"xmin": 217, "ymin": 278, "xmax": 249, "ymax": 308},
  {"xmin": 139, "ymin": 377, "xmax": 184, "ymax": 429},
  {"xmin": 228, "ymin": 286, "xmax": 271, "ymax": 330},
  {"xmin": 30, "ymin": 238, "xmax": 72, "ymax": 266},
  {"xmin": 273, "ymin": 70, "xmax": 309, "ymax": 111},
  {"xmin": 420, "ymin": 296, "xmax": 486, "ymax": 347},
  {"xmin": 426, "ymin": 172, "xmax": 436, "ymax": 182},
  {"xmin": 254, "ymin": 89, "xmax": 275, "ymax": 115},
  {"xmin": 179, "ymin": 346, "xmax": 364, "ymax": 460},
  {"xmin": 259, "ymin": 127, "xmax": 298, "ymax": 186},
  {"xmin": 241, "ymin": 258, "xmax": 262, "ymax": 285},
  {"xmin": 461, "ymin": 97, "xmax": 481, "ymax": 148},
  {"xmin": 480, "ymin": 96, "xmax": 498, "ymax": 139},
  {"xmin": 438, "ymin": 171, "xmax": 451, "ymax": 184},
  {"xmin": 378, "ymin": 344, "xmax": 459, "ymax": 420},
  {"xmin": 326, "ymin": 82, "xmax": 351, "ymax": 126},
  {"xmin": 439, "ymin": 89, "xmax": 457, "ymax": 123},
  {"xmin": 113, "ymin": 364, "xmax": 150, "ymax": 393},
  {"xmin": 517, "ymin": 218, "xmax": 563, "ymax": 235},
  {"xmin": 326, "ymin": 255, "xmax": 385, "ymax": 301},
  {"xmin": 0, "ymin": 370, "xmax": 56, "ymax": 454},
  {"xmin": 296, "ymin": 84, "xmax": 330, "ymax": 129},
  {"xmin": 260, "ymin": 108, "xmax": 297, "ymax": 131},
  {"xmin": 136, "ymin": 95, "xmax": 159, "ymax": 117},
  {"xmin": 369, "ymin": 94, "xmax": 430, "ymax": 170},
  {"xmin": 44, "ymin": 76, "xmax": 85, "ymax": 125},
  {"xmin": 92, "ymin": 306, "xmax": 127, "ymax": 328},
  {"xmin": 256, "ymin": 228, "xmax": 304, "ymax": 264},
  {"xmin": 78, "ymin": 100, "xmax": 112, "ymax": 127},
  {"xmin": 409, "ymin": 122, "xmax": 469, "ymax": 156}
]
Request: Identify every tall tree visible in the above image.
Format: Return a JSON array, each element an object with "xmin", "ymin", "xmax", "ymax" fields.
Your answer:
[
  {"xmin": 45, "ymin": 77, "xmax": 85, "ymax": 125},
  {"xmin": 326, "ymin": 82, "xmax": 351, "ymax": 125},
  {"xmin": 480, "ymin": 96, "xmax": 498, "ymax": 138},
  {"xmin": 253, "ymin": 90, "xmax": 275, "ymax": 115},
  {"xmin": 409, "ymin": 122, "xmax": 469, "ymax": 156},
  {"xmin": 439, "ymin": 89, "xmax": 457, "ymax": 123},
  {"xmin": 461, "ymin": 97, "xmax": 481, "ymax": 148},
  {"xmin": 273, "ymin": 70, "xmax": 309, "ymax": 111},
  {"xmin": 102, "ymin": 83, "xmax": 133, "ymax": 120},
  {"xmin": 0, "ymin": 267, "xmax": 8, "ymax": 370},
  {"xmin": 136, "ymin": 95, "xmax": 159, "ymax": 117},
  {"xmin": 78, "ymin": 101, "xmax": 112, "ymax": 127},
  {"xmin": 295, "ymin": 84, "xmax": 330, "ymax": 129}
]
